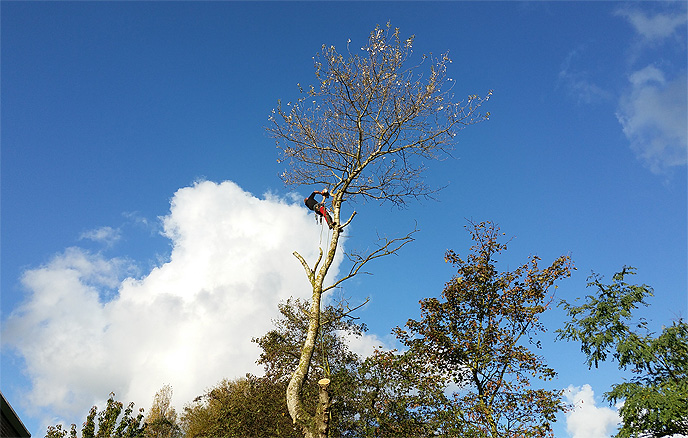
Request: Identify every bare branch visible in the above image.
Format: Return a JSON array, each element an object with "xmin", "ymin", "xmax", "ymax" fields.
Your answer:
[
  {"xmin": 293, "ymin": 251, "xmax": 314, "ymax": 283},
  {"xmin": 313, "ymin": 247, "xmax": 323, "ymax": 273},
  {"xmin": 323, "ymin": 227, "xmax": 419, "ymax": 293},
  {"xmin": 321, "ymin": 297, "xmax": 370, "ymax": 327},
  {"xmin": 341, "ymin": 210, "xmax": 357, "ymax": 229},
  {"xmin": 267, "ymin": 23, "xmax": 491, "ymax": 206}
]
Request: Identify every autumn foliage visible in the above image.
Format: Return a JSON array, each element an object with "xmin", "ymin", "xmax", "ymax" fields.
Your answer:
[{"xmin": 396, "ymin": 221, "xmax": 573, "ymax": 437}]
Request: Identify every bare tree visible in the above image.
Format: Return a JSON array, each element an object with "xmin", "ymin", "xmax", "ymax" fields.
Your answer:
[{"xmin": 267, "ymin": 22, "xmax": 491, "ymax": 438}]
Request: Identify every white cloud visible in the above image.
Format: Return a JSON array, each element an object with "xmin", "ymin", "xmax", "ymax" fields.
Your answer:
[
  {"xmin": 558, "ymin": 47, "xmax": 613, "ymax": 105},
  {"xmin": 615, "ymin": 8, "xmax": 687, "ymax": 43},
  {"xmin": 616, "ymin": 67, "xmax": 687, "ymax": 173},
  {"xmin": 628, "ymin": 65, "xmax": 665, "ymax": 85},
  {"xmin": 79, "ymin": 226, "xmax": 121, "ymax": 247},
  {"xmin": 338, "ymin": 330, "xmax": 390, "ymax": 359},
  {"xmin": 609, "ymin": 5, "xmax": 688, "ymax": 174},
  {"xmin": 564, "ymin": 384, "xmax": 621, "ymax": 438},
  {"xmin": 122, "ymin": 211, "xmax": 153, "ymax": 230},
  {"xmin": 1, "ymin": 180, "xmax": 343, "ymax": 431}
]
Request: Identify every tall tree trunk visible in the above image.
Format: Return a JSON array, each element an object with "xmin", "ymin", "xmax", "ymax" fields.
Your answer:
[
  {"xmin": 288, "ymin": 215, "xmax": 342, "ymax": 437},
  {"xmin": 285, "ymin": 287, "xmax": 322, "ymax": 437}
]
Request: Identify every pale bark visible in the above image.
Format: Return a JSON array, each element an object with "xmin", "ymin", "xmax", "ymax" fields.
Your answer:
[
  {"xmin": 316, "ymin": 378, "xmax": 332, "ymax": 438},
  {"xmin": 287, "ymin": 203, "xmax": 342, "ymax": 438}
]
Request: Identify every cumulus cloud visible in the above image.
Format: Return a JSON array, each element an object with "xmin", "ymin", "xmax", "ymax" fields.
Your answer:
[
  {"xmin": 564, "ymin": 384, "xmax": 621, "ymax": 438},
  {"xmin": 1, "ymin": 180, "xmax": 356, "ymax": 431},
  {"xmin": 616, "ymin": 67, "xmax": 687, "ymax": 173}
]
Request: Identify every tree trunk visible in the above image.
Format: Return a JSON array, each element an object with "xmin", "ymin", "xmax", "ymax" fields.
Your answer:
[
  {"xmin": 288, "ymin": 213, "xmax": 342, "ymax": 437},
  {"xmin": 285, "ymin": 291, "xmax": 322, "ymax": 437},
  {"xmin": 316, "ymin": 378, "xmax": 332, "ymax": 438}
]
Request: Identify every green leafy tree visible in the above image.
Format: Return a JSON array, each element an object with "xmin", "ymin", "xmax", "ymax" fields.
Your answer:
[
  {"xmin": 255, "ymin": 297, "xmax": 449, "ymax": 437},
  {"xmin": 45, "ymin": 424, "xmax": 76, "ymax": 438},
  {"xmin": 396, "ymin": 221, "xmax": 573, "ymax": 438},
  {"xmin": 45, "ymin": 393, "xmax": 145, "ymax": 438},
  {"xmin": 557, "ymin": 267, "xmax": 688, "ymax": 438},
  {"xmin": 181, "ymin": 375, "xmax": 299, "ymax": 438},
  {"xmin": 253, "ymin": 297, "xmax": 366, "ymax": 436},
  {"xmin": 180, "ymin": 298, "xmax": 366, "ymax": 437},
  {"xmin": 181, "ymin": 296, "xmax": 454, "ymax": 437},
  {"xmin": 254, "ymin": 298, "xmax": 364, "ymax": 383},
  {"xmin": 267, "ymin": 22, "xmax": 490, "ymax": 437},
  {"xmin": 346, "ymin": 348, "xmax": 445, "ymax": 437}
]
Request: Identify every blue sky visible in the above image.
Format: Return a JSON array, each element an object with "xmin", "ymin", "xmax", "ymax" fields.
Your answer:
[{"xmin": 1, "ymin": 2, "xmax": 686, "ymax": 437}]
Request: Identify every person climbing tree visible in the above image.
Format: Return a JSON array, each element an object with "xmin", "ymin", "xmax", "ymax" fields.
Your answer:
[{"xmin": 304, "ymin": 188, "xmax": 335, "ymax": 229}]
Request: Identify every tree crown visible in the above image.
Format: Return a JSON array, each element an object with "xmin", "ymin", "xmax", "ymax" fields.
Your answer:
[{"xmin": 268, "ymin": 22, "xmax": 491, "ymax": 207}]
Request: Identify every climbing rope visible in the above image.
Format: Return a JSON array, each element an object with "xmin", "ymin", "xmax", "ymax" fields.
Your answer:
[
  {"xmin": 320, "ymin": 324, "xmax": 331, "ymax": 378},
  {"xmin": 318, "ymin": 213, "xmax": 334, "ymax": 249},
  {"xmin": 319, "ymin": 218, "xmax": 324, "ymax": 246}
]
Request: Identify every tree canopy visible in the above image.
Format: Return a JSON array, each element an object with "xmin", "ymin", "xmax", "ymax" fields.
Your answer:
[
  {"xmin": 396, "ymin": 221, "xmax": 573, "ymax": 437},
  {"xmin": 268, "ymin": 22, "xmax": 490, "ymax": 207},
  {"xmin": 145, "ymin": 385, "xmax": 181, "ymax": 438},
  {"xmin": 558, "ymin": 267, "xmax": 688, "ymax": 438},
  {"xmin": 180, "ymin": 375, "xmax": 299, "ymax": 438},
  {"xmin": 45, "ymin": 393, "xmax": 146, "ymax": 438}
]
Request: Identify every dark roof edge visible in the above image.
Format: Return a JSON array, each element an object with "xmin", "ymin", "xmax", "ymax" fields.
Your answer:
[{"xmin": 1, "ymin": 390, "xmax": 31, "ymax": 437}]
